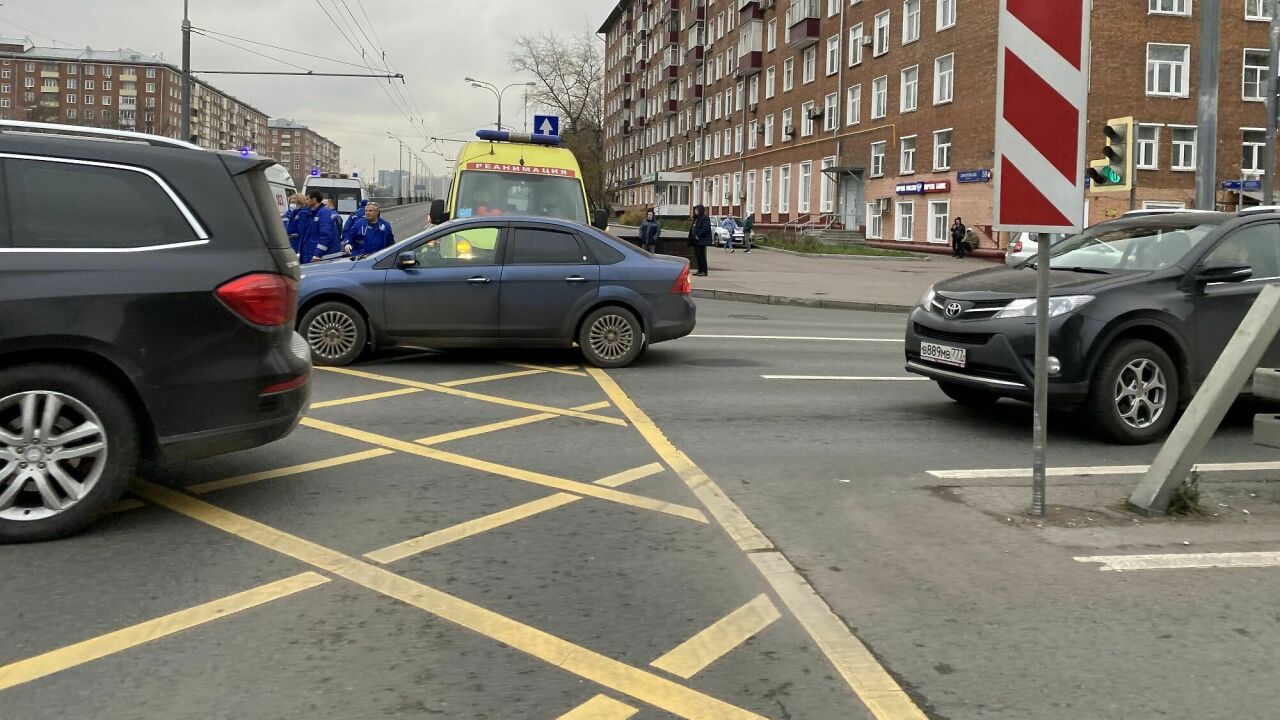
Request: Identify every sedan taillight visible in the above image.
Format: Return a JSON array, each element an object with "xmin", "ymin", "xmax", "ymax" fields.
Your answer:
[
  {"xmin": 216, "ymin": 273, "xmax": 298, "ymax": 327},
  {"xmin": 672, "ymin": 264, "xmax": 692, "ymax": 294}
]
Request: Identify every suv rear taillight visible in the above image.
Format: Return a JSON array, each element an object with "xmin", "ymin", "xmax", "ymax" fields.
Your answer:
[
  {"xmin": 672, "ymin": 264, "xmax": 692, "ymax": 294},
  {"xmin": 216, "ymin": 273, "xmax": 297, "ymax": 326}
]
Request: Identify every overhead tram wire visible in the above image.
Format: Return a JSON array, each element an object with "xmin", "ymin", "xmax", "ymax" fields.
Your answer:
[
  {"xmin": 191, "ymin": 31, "xmax": 312, "ymax": 73},
  {"xmin": 326, "ymin": 0, "xmax": 430, "ymax": 145},
  {"xmin": 190, "ymin": 27, "xmax": 390, "ymax": 72}
]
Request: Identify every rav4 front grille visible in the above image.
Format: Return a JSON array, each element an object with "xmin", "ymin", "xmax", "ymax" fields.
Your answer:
[{"xmin": 913, "ymin": 323, "xmax": 994, "ymax": 345}]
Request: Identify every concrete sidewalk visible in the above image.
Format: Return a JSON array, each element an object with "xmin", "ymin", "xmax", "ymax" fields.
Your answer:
[{"xmin": 689, "ymin": 245, "xmax": 990, "ymax": 312}]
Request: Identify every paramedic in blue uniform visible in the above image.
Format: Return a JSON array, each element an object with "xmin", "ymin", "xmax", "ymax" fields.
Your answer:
[{"xmin": 343, "ymin": 202, "xmax": 396, "ymax": 256}]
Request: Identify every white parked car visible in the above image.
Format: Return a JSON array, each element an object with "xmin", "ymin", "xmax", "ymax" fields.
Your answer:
[
  {"xmin": 1004, "ymin": 232, "xmax": 1069, "ymax": 266},
  {"xmin": 709, "ymin": 216, "xmax": 745, "ymax": 247}
]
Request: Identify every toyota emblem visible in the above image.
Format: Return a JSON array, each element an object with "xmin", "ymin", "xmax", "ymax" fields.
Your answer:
[{"xmin": 944, "ymin": 301, "xmax": 963, "ymax": 318}]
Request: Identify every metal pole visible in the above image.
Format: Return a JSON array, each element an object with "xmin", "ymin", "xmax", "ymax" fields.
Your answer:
[
  {"xmin": 181, "ymin": 0, "xmax": 192, "ymax": 142},
  {"xmin": 398, "ymin": 142, "xmax": 404, "ymax": 206},
  {"xmin": 1195, "ymin": 0, "xmax": 1220, "ymax": 209},
  {"xmin": 1266, "ymin": 0, "xmax": 1280, "ymax": 204},
  {"xmin": 497, "ymin": 89, "xmax": 503, "ymax": 133},
  {"xmin": 1030, "ymin": 232, "xmax": 1051, "ymax": 517}
]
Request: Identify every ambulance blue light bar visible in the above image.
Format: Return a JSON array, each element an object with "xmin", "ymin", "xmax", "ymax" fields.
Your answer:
[{"xmin": 475, "ymin": 130, "xmax": 562, "ymax": 146}]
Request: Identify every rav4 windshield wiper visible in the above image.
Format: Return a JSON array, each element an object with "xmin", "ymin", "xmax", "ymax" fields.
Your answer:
[{"xmin": 1026, "ymin": 261, "xmax": 1109, "ymax": 274}]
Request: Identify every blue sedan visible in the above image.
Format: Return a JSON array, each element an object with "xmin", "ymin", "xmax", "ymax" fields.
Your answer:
[{"xmin": 296, "ymin": 216, "xmax": 696, "ymax": 368}]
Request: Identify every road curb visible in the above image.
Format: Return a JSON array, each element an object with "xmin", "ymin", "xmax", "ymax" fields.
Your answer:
[
  {"xmin": 690, "ymin": 288, "xmax": 913, "ymax": 314},
  {"xmin": 750, "ymin": 245, "xmax": 926, "ymax": 261}
]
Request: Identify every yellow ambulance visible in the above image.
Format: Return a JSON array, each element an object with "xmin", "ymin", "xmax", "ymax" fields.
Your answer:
[{"xmin": 429, "ymin": 130, "xmax": 608, "ymax": 230}]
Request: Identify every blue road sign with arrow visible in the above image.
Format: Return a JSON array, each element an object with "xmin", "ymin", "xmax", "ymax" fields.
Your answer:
[{"xmin": 533, "ymin": 115, "xmax": 560, "ymax": 136}]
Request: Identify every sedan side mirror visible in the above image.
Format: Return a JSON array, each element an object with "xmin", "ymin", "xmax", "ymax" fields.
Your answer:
[
  {"xmin": 1196, "ymin": 263, "xmax": 1253, "ymax": 284},
  {"xmin": 429, "ymin": 198, "xmax": 448, "ymax": 225},
  {"xmin": 592, "ymin": 208, "xmax": 609, "ymax": 230},
  {"xmin": 397, "ymin": 251, "xmax": 419, "ymax": 269}
]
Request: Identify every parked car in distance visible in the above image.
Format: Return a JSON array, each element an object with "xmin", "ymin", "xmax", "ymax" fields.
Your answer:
[
  {"xmin": 708, "ymin": 216, "xmax": 745, "ymax": 247},
  {"xmin": 1004, "ymin": 231, "xmax": 1069, "ymax": 266},
  {"xmin": 0, "ymin": 121, "xmax": 311, "ymax": 542},
  {"xmin": 906, "ymin": 211, "xmax": 1280, "ymax": 444},
  {"xmin": 297, "ymin": 215, "xmax": 696, "ymax": 368}
]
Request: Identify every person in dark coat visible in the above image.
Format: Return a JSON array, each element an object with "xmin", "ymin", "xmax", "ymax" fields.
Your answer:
[
  {"xmin": 283, "ymin": 193, "xmax": 308, "ymax": 254},
  {"xmin": 343, "ymin": 202, "xmax": 395, "ymax": 256},
  {"xmin": 688, "ymin": 204, "xmax": 713, "ymax": 276},
  {"xmin": 342, "ymin": 198, "xmax": 369, "ymax": 244},
  {"xmin": 638, "ymin": 208, "xmax": 661, "ymax": 253},
  {"xmin": 950, "ymin": 217, "xmax": 967, "ymax": 258},
  {"xmin": 298, "ymin": 190, "xmax": 339, "ymax": 263}
]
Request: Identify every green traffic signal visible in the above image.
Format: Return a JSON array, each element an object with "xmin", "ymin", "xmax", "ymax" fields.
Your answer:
[{"xmin": 1101, "ymin": 166, "xmax": 1121, "ymax": 184}]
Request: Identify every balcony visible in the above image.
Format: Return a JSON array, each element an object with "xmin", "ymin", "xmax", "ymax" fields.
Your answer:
[
  {"xmin": 662, "ymin": 49, "xmax": 680, "ymax": 79},
  {"xmin": 623, "ymin": 97, "xmax": 632, "ymax": 109},
  {"xmin": 120, "ymin": 73, "xmax": 137, "ymax": 82},
  {"xmin": 633, "ymin": 56, "xmax": 647, "ymax": 73},
  {"xmin": 666, "ymin": 21, "xmax": 681, "ymax": 45},
  {"xmin": 40, "ymin": 70, "xmax": 59, "ymax": 79},
  {"xmin": 623, "ymin": 70, "xmax": 633, "ymax": 84},
  {"xmin": 665, "ymin": 98, "xmax": 679, "ymax": 115},
  {"xmin": 785, "ymin": 0, "xmax": 821, "ymax": 48},
  {"xmin": 685, "ymin": 43, "xmax": 705, "ymax": 62},
  {"xmin": 738, "ymin": 0, "xmax": 763, "ymax": 20},
  {"xmin": 686, "ymin": 1, "xmax": 706, "ymax": 26},
  {"xmin": 736, "ymin": 19, "xmax": 764, "ymax": 76}
]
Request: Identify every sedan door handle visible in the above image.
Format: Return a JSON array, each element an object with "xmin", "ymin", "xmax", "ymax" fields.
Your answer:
[
  {"xmin": 564, "ymin": 276, "xmax": 589, "ymax": 284},
  {"xmin": 466, "ymin": 276, "xmax": 492, "ymax": 285}
]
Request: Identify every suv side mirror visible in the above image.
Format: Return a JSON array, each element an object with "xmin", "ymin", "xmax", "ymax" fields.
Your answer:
[
  {"xmin": 397, "ymin": 251, "xmax": 419, "ymax": 269},
  {"xmin": 429, "ymin": 198, "xmax": 448, "ymax": 225},
  {"xmin": 1195, "ymin": 263, "xmax": 1252, "ymax": 284},
  {"xmin": 592, "ymin": 208, "xmax": 609, "ymax": 230}
]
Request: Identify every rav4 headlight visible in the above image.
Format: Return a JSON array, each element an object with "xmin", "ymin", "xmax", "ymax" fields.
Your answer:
[
  {"xmin": 918, "ymin": 287, "xmax": 937, "ymax": 311},
  {"xmin": 995, "ymin": 295, "xmax": 1094, "ymax": 319}
]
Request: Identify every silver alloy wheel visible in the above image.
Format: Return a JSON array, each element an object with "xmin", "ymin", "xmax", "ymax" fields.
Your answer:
[
  {"xmin": 307, "ymin": 310, "xmax": 359, "ymax": 360},
  {"xmin": 1113, "ymin": 358, "xmax": 1168, "ymax": 430},
  {"xmin": 0, "ymin": 391, "xmax": 108, "ymax": 521},
  {"xmin": 588, "ymin": 313, "xmax": 635, "ymax": 361}
]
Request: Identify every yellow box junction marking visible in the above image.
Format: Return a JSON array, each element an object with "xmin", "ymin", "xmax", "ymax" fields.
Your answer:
[
  {"xmin": 128, "ymin": 480, "xmax": 765, "ymax": 720},
  {"xmin": 0, "ymin": 572, "xmax": 330, "ymax": 692},
  {"xmin": 301, "ymin": 417, "xmax": 706, "ymax": 524},
  {"xmin": 506, "ymin": 362, "xmax": 588, "ymax": 377},
  {"xmin": 309, "ymin": 387, "xmax": 423, "ymax": 409},
  {"xmin": 439, "ymin": 368, "xmax": 547, "ymax": 387},
  {"xmin": 414, "ymin": 402, "xmax": 611, "ymax": 446},
  {"xmin": 555, "ymin": 695, "xmax": 638, "ymax": 719},
  {"xmin": 367, "ymin": 463, "xmax": 665, "ymax": 563},
  {"xmin": 650, "ymin": 594, "xmax": 781, "ymax": 679}
]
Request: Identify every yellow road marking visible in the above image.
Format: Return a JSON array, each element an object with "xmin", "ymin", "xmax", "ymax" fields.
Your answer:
[
  {"xmin": 555, "ymin": 695, "xmax": 638, "ymax": 719},
  {"xmin": 185, "ymin": 449, "xmax": 395, "ymax": 495},
  {"xmin": 129, "ymin": 481, "xmax": 764, "ymax": 720},
  {"xmin": 302, "ymin": 418, "xmax": 705, "ymax": 524},
  {"xmin": 414, "ymin": 401, "xmax": 613, "ymax": 446},
  {"xmin": 440, "ymin": 368, "xmax": 546, "ymax": 387},
  {"xmin": 309, "ymin": 387, "xmax": 423, "ymax": 409},
  {"xmin": 589, "ymin": 368, "xmax": 929, "ymax": 720},
  {"xmin": 506, "ymin": 362, "xmax": 588, "ymax": 377},
  {"xmin": 318, "ymin": 366, "xmax": 624, "ymax": 426},
  {"xmin": 367, "ymin": 463, "xmax": 666, "ymax": 563},
  {"xmin": 650, "ymin": 594, "xmax": 781, "ymax": 679},
  {"xmin": 0, "ymin": 572, "xmax": 329, "ymax": 692}
]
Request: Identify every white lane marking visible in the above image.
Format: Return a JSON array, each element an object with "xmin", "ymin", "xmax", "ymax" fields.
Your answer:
[
  {"xmin": 690, "ymin": 334, "xmax": 903, "ymax": 342},
  {"xmin": 1076, "ymin": 552, "xmax": 1280, "ymax": 572},
  {"xmin": 761, "ymin": 375, "xmax": 929, "ymax": 381},
  {"xmin": 928, "ymin": 460, "xmax": 1280, "ymax": 480}
]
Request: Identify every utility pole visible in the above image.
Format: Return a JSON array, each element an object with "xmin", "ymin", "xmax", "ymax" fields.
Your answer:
[
  {"xmin": 181, "ymin": 0, "xmax": 192, "ymax": 143},
  {"xmin": 1266, "ymin": 0, "xmax": 1280, "ymax": 204},
  {"xmin": 1195, "ymin": 0, "xmax": 1220, "ymax": 209}
]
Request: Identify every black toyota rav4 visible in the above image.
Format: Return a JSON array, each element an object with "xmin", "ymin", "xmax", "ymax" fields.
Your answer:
[
  {"xmin": 906, "ymin": 210, "xmax": 1280, "ymax": 444},
  {"xmin": 0, "ymin": 122, "xmax": 311, "ymax": 541}
]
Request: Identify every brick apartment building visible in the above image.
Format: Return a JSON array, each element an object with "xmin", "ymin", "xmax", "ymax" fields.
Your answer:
[
  {"xmin": 599, "ymin": 0, "xmax": 1280, "ymax": 250},
  {"xmin": 0, "ymin": 40, "xmax": 269, "ymax": 154},
  {"xmin": 264, "ymin": 119, "xmax": 343, "ymax": 189}
]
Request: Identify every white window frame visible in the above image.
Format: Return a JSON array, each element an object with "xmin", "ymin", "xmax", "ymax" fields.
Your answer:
[
  {"xmin": 828, "ymin": 0, "xmax": 840, "ymax": 17},
  {"xmin": 870, "ymin": 141, "xmax": 886, "ymax": 177},
  {"xmin": 803, "ymin": 46, "xmax": 817, "ymax": 84},
  {"xmin": 928, "ymin": 199, "xmax": 951, "ymax": 244},
  {"xmin": 1146, "ymin": 43, "xmax": 1191, "ymax": 98},
  {"xmin": 1137, "ymin": 124, "xmax": 1160, "ymax": 170},
  {"xmin": 867, "ymin": 203, "xmax": 883, "ymax": 239},
  {"xmin": 937, "ymin": 0, "xmax": 956, "ymax": 30},
  {"xmin": 820, "ymin": 157, "xmax": 837, "ymax": 212},
  {"xmin": 798, "ymin": 161, "xmax": 813, "ymax": 213},
  {"xmin": 1247, "ymin": 0, "xmax": 1271, "ymax": 21},
  {"xmin": 901, "ymin": 65, "xmax": 919, "ymax": 113},
  {"xmin": 934, "ymin": 54, "xmax": 954, "ymax": 105},
  {"xmin": 933, "ymin": 128, "xmax": 952, "ymax": 171},
  {"xmin": 824, "ymin": 92, "xmax": 839, "ymax": 131},
  {"xmin": 782, "ymin": 107, "xmax": 794, "ymax": 140},
  {"xmin": 871, "ymin": 75, "xmax": 888, "ymax": 119},
  {"xmin": 768, "ymin": 18, "xmax": 778, "ymax": 50},
  {"xmin": 764, "ymin": 113, "xmax": 775, "ymax": 146},
  {"xmin": 902, "ymin": 0, "xmax": 921, "ymax": 44},
  {"xmin": 765, "ymin": 66, "xmax": 776, "ymax": 98},
  {"xmin": 1243, "ymin": 127, "xmax": 1267, "ymax": 174},
  {"xmin": 1148, "ymin": 0, "xmax": 1190, "ymax": 15},
  {"xmin": 847, "ymin": 84, "xmax": 862, "ymax": 126},
  {"xmin": 1243, "ymin": 48, "xmax": 1269, "ymax": 102},
  {"xmin": 783, "ymin": 57, "xmax": 794, "ymax": 91},
  {"xmin": 801, "ymin": 100, "xmax": 816, "ymax": 137},
  {"xmin": 849, "ymin": 23, "xmax": 864, "ymax": 66},
  {"xmin": 826, "ymin": 35, "xmax": 840, "ymax": 76},
  {"xmin": 1170, "ymin": 125, "xmax": 1196, "ymax": 171},
  {"xmin": 874, "ymin": 11, "xmax": 891, "ymax": 57},
  {"xmin": 778, "ymin": 163, "xmax": 791, "ymax": 213},
  {"xmin": 900, "ymin": 135, "xmax": 917, "ymax": 175},
  {"xmin": 896, "ymin": 201, "xmax": 914, "ymax": 241},
  {"xmin": 762, "ymin": 167, "xmax": 773, "ymax": 214}
]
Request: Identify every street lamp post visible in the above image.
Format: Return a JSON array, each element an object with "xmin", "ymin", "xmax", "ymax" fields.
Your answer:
[
  {"xmin": 386, "ymin": 131, "xmax": 406, "ymax": 205},
  {"xmin": 464, "ymin": 78, "xmax": 537, "ymax": 132}
]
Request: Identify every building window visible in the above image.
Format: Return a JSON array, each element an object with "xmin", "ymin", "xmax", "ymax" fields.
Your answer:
[
  {"xmin": 826, "ymin": 35, "xmax": 840, "ymax": 75},
  {"xmin": 66, "ymin": 109, "xmax": 76, "ymax": 119},
  {"xmin": 23, "ymin": 77, "xmax": 33, "ymax": 89},
  {"xmin": 746, "ymin": 170, "xmax": 757, "ymax": 215},
  {"xmin": 764, "ymin": 113, "xmax": 775, "ymax": 146},
  {"xmin": 934, "ymin": 54, "xmax": 954, "ymax": 104},
  {"xmin": 768, "ymin": 18, "xmax": 778, "ymax": 50},
  {"xmin": 874, "ymin": 11, "xmax": 890, "ymax": 56},
  {"xmin": 801, "ymin": 100, "xmax": 816, "ymax": 136},
  {"xmin": 766, "ymin": 66, "xmax": 776, "ymax": 97},
  {"xmin": 1149, "ymin": 0, "xmax": 1190, "ymax": 14},
  {"xmin": 1171, "ymin": 126, "xmax": 1196, "ymax": 170},
  {"xmin": 146, "ymin": 68, "xmax": 156, "ymax": 78},
  {"xmin": 824, "ymin": 92, "xmax": 839, "ymax": 131},
  {"xmin": 802, "ymin": 46, "xmax": 817, "ymax": 83},
  {"xmin": 1137, "ymin": 124, "xmax": 1160, "ymax": 169},
  {"xmin": 66, "ymin": 94, "xmax": 75, "ymax": 104},
  {"xmin": 23, "ymin": 62, "xmax": 34, "ymax": 72},
  {"xmin": 748, "ymin": 120, "xmax": 759, "ymax": 150},
  {"xmin": 0, "ymin": 98, "xmax": 8, "ymax": 109},
  {"xmin": 1146, "ymin": 43, "xmax": 1190, "ymax": 97},
  {"xmin": 103, "ymin": 81, "xmax": 111, "ymax": 90},
  {"xmin": 85, "ymin": 65, "xmax": 94, "ymax": 76},
  {"xmin": 783, "ymin": 57, "xmax": 794, "ymax": 91},
  {"xmin": 84, "ymin": 110, "xmax": 94, "ymax": 120},
  {"xmin": 798, "ymin": 161, "xmax": 812, "ymax": 213},
  {"xmin": 900, "ymin": 135, "xmax": 916, "ymax": 174},
  {"xmin": 938, "ymin": 0, "xmax": 956, "ymax": 29},
  {"xmin": 1243, "ymin": 128, "xmax": 1267, "ymax": 173},
  {"xmin": 66, "ymin": 63, "xmax": 76, "ymax": 75},
  {"xmin": 84, "ymin": 95, "xmax": 94, "ymax": 105},
  {"xmin": 933, "ymin": 129, "xmax": 952, "ymax": 170},
  {"xmin": 779, "ymin": 164, "xmax": 791, "ymax": 213},
  {"xmin": 762, "ymin": 167, "xmax": 773, "ymax": 214},
  {"xmin": 0, "ymin": 84, "xmax": 7, "ymax": 94},
  {"xmin": 67, "ymin": 79, "xmax": 77, "ymax": 90},
  {"xmin": 819, "ymin": 157, "xmax": 836, "ymax": 212},
  {"xmin": 104, "ymin": 67, "xmax": 112, "ymax": 77},
  {"xmin": 901, "ymin": 65, "xmax": 919, "ymax": 112},
  {"xmin": 871, "ymin": 141, "xmax": 886, "ymax": 177},
  {"xmin": 896, "ymin": 201, "xmax": 914, "ymax": 240},
  {"xmin": 847, "ymin": 84, "xmax": 861, "ymax": 125},
  {"xmin": 1243, "ymin": 49, "xmax": 1269, "ymax": 101},
  {"xmin": 1, "ymin": 69, "xmax": 8, "ymax": 78},
  {"xmin": 145, "ymin": 82, "xmax": 155, "ymax": 93},
  {"xmin": 871, "ymin": 75, "xmax": 888, "ymax": 119},
  {"xmin": 1247, "ymin": 0, "xmax": 1271, "ymax": 20},
  {"xmin": 85, "ymin": 80, "xmax": 94, "ymax": 90},
  {"xmin": 782, "ymin": 107, "xmax": 794, "ymax": 139},
  {"xmin": 867, "ymin": 203, "xmax": 883, "ymax": 239},
  {"xmin": 849, "ymin": 23, "xmax": 864, "ymax": 66},
  {"xmin": 828, "ymin": 0, "xmax": 840, "ymax": 16},
  {"xmin": 749, "ymin": 75, "xmax": 760, "ymax": 105},
  {"xmin": 928, "ymin": 200, "xmax": 951, "ymax": 243},
  {"xmin": 903, "ymin": 0, "xmax": 921, "ymax": 43},
  {"xmin": 735, "ymin": 124, "xmax": 744, "ymax": 153}
]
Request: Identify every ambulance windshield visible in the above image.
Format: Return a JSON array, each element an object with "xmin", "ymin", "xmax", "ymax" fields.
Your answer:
[{"xmin": 455, "ymin": 170, "xmax": 587, "ymax": 224}]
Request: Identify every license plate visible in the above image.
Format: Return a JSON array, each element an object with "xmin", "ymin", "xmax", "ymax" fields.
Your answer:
[{"xmin": 921, "ymin": 342, "xmax": 966, "ymax": 368}]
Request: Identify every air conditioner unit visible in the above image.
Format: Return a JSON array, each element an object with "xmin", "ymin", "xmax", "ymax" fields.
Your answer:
[
  {"xmin": 861, "ymin": 35, "xmax": 873, "ymax": 46},
  {"xmin": 783, "ymin": 124, "xmax": 795, "ymax": 136},
  {"xmin": 763, "ymin": 0, "xmax": 776, "ymax": 8},
  {"xmin": 806, "ymin": 107, "xmax": 824, "ymax": 120},
  {"xmin": 756, "ymin": 124, "xmax": 766, "ymax": 134},
  {"xmin": 877, "ymin": 198, "xmax": 891, "ymax": 213},
  {"xmin": 749, "ymin": 102, "xmax": 758, "ymax": 112}
]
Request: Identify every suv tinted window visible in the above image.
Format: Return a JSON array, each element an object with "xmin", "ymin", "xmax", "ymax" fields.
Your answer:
[
  {"xmin": 5, "ymin": 158, "xmax": 196, "ymax": 249},
  {"xmin": 509, "ymin": 228, "xmax": 588, "ymax": 264},
  {"xmin": 1205, "ymin": 223, "xmax": 1280, "ymax": 280}
]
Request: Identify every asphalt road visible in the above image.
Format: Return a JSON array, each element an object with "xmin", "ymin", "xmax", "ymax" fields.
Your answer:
[{"xmin": 3, "ymin": 299, "xmax": 1280, "ymax": 719}]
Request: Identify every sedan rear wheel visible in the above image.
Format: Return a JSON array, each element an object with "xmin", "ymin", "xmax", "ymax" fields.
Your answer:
[
  {"xmin": 579, "ymin": 306, "xmax": 644, "ymax": 368},
  {"xmin": 1087, "ymin": 339, "xmax": 1179, "ymax": 444},
  {"xmin": 302, "ymin": 302, "xmax": 367, "ymax": 366}
]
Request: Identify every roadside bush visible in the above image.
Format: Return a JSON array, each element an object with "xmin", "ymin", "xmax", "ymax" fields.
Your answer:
[
  {"xmin": 617, "ymin": 209, "xmax": 646, "ymax": 226},
  {"xmin": 659, "ymin": 218, "xmax": 691, "ymax": 231}
]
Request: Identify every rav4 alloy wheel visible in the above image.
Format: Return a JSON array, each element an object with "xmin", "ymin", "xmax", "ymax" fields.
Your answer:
[{"xmin": 1087, "ymin": 339, "xmax": 1180, "ymax": 445}]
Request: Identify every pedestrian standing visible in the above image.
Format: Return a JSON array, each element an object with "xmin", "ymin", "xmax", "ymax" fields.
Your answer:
[
  {"xmin": 283, "ymin": 193, "xmax": 308, "ymax": 255},
  {"xmin": 689, "ymin": 205, "xmax": 712, "ymax": 276},
  {"xmin": 638, "ymin": 208, "xmax": 661, "ymax": 253},
  {"xmin": 298, "ymin": 190, "xmax": 338, "ymax": 263},
  {"xmin": 343, "ymin": 202, "xmax": 396, "ymax": 256},
  {"xmin": 741, "ymin": 213, "xmax": 754, "ymax": 253},
  {"xmin": 343, "ymin": 198, "xmax": 369, "ymax": 242},
  {"xmin": 722, "ymin": 215, "xmax": 739, "ymax": 252},
  {"xmin": 950, "ymin": 217, "xmax": 967, "ymax": 258}
]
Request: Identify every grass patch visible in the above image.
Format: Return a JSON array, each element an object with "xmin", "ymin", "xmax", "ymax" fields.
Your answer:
[
  {"xmin": 1166, "ymin": 471, "xmax": 1206, "ymax": 516},
  {"xmin": 755, "ymin": 233, "xmax": 919, "ymax": 257}
]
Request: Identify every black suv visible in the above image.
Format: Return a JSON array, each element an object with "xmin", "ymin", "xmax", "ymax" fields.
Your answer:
[
  {"xmin": 0, "ymin": 122, "xmax": 310, "ymax": 541},
  {"xmin": 906, "ymin": 210, "xmax": 1280, "ymax": 444}
]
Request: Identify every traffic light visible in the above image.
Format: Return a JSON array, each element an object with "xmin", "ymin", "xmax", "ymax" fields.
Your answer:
[{"xmin": 1086, "ymin": 116, "xmax": 1134, "ymax": 193}]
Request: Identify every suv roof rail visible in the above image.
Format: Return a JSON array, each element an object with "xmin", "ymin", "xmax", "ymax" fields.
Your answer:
[
  {"xmin": 1121, "ymin": 208, "xmax": 1218, "ymax": 217},
  {"xmin": 0, "ymin": 119, "xmax": 203, "ymax": 151},
  {"xmin": 1238, "ymin": 205, "xmax": 1280, "ymax": 215}
]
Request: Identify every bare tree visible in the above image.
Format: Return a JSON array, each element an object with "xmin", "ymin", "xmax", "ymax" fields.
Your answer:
[{"xmin": 511, "ymin": 31, "xmax": 605, "ymax": 207}]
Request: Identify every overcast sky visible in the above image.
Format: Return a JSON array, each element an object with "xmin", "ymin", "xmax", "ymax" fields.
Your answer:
[{"xmin": 0, "ymin": 0, "xmax": 604, "ymax": 179}]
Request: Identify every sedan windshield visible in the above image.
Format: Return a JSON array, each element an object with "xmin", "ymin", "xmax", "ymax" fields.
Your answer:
[{"xmin": 1044, "ymin": 222, "xmax": 1217, "ymax": 271}]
